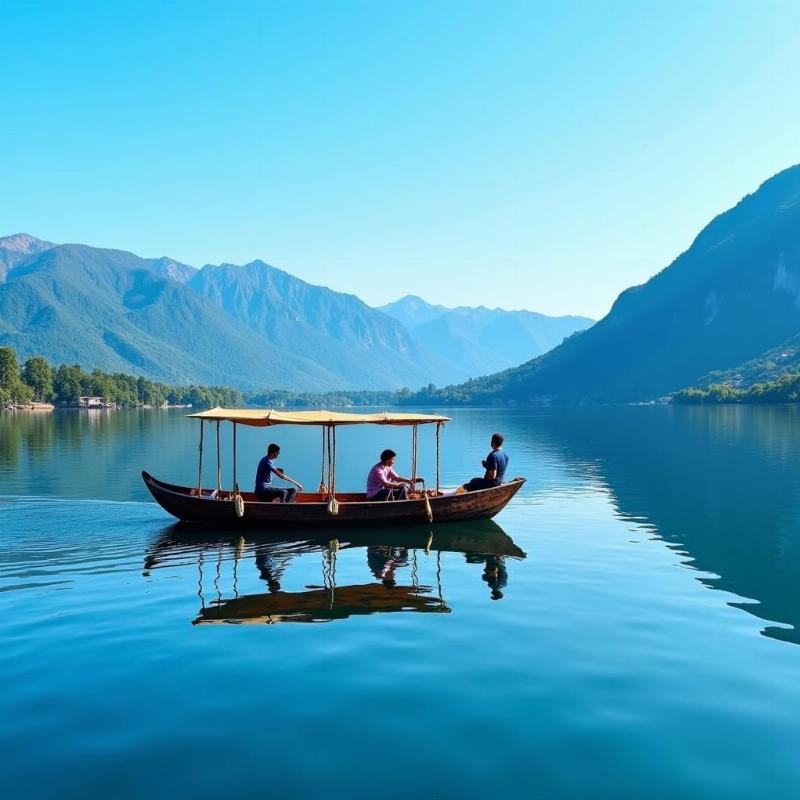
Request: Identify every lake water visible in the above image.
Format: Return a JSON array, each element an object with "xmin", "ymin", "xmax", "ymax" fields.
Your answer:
[{"xmin": 2, "ymin": 405, "xmax": 800, "ymax": 798}]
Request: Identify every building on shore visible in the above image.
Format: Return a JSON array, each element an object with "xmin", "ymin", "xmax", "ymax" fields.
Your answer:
[{"xmin": 77, "ymin": 396, "xmax": 115, "ymax": 408}]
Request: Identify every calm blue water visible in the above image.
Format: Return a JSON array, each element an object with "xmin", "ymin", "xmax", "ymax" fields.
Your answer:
[{"xmin": 2, "ymin": 406, "xmax": 800, "ymax": 798}]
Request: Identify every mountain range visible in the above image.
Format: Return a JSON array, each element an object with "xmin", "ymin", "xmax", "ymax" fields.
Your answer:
[
  {"xmin": 7, "ymin": 163, "xmax": 796, "ymax": 401},
  {"xmin": 0, "ymin": 236, "xmax": 591, "ymax": 391},
  {"xmin": 185, "ymin": 261, "xmax": 450, "ymax": 388},
  {"xmin": 430, "ymin": 164, "xmax": 800, "ymax": 403},
  {"xmin": 379, "ymin": 296, "xmax": 593, "ymax": 378}
]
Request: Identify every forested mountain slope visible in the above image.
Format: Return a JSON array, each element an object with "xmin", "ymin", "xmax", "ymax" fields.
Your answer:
[
  {"xmin": 429, "ymin": 164, "xmax": 800, "ymax": 403},
  {"xmin": 0, "ymin": 240, "xmax": 459, "ymax": 389},
  {"xmin": 188, "ymin": 261, "xmax": 459, "ymax": 388}
]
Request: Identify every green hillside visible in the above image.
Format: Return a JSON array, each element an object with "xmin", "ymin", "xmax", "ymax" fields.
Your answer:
[
  {"xmin": 0, "ymin": 244, "xmax": 325, "ymax": 389},
  {"xmin": 687, "ymin": 332, "xmax": 800, "ymax": 390},
  {"xmin": 672, "ymin": 331, "xmax": 800, "ymax": 404},
  {"xmin": 188, "ymin": 261, "xmax": 460, "ymax": 388},
  {"xmin": 0, "ymin": 238, "xmax": 461, "ymax": 390}
]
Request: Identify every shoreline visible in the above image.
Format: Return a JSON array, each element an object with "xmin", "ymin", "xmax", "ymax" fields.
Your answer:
[{"xmin": 2, "ymin": 403, "xmax": 194, "ymax": 412}]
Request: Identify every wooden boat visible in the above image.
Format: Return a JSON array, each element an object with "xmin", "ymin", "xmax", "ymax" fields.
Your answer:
[
  {"xmin": 143, "ymin": 407, "xmax": 525, "ymax": 529},
  {"xmin": 143, "ymin": 471, "xmax": 524, "ymax": 528}
]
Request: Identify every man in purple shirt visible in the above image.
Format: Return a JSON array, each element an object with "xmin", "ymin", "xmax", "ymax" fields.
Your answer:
[{"xmin": 366, "ymin": 449, "xmax": 422, "ymax": 501}]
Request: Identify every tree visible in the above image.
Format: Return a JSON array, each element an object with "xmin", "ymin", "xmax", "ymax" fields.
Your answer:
[
  {"xmin": 23, "ymin": 356, "xmax": 55, "ymax": 402},
  {"xmin": 0, "ymin": 347, "xmax": 34, "ymax": 405},
  {"xmin": 54, "ymin": 364, "xmax": 85, "ymax": 404},
  {"xmin": 0, "ymin": 347, "xmax": 19, "ymax": 393},
  {"xmin": 85, "ymin": 369, "xmax": 113, "ymax": 400},
  {"xmin": 136, "ymin": 376, "xmax": 147, "ymax": 405}
]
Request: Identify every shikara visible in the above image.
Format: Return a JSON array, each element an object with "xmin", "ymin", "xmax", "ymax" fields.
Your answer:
[
  {"xmin": 143, "ymin": 407, "xmax": 525, "ymax": 529},
  {"xmin": 143, "ymin": 470, "xmax": 525, "ymax": 527}
]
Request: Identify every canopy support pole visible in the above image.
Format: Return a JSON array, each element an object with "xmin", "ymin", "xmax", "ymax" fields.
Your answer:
[
  {"xmin": 411, "ymin": 424, "xmax": 418, "ymax": 489},
  {"xmin": 332, "ymin": 426, "xmax": 337, "ymax": 496},
  {"xmin": 326, "ymin": 426, "xmax": 332, "ymax": 494},
  {"xmin": 326, "ymin": 425, "xmax": 339, "ymax": 514},
  {"xmin": 318, "ymin": 426, "xmax": 327, "ymax": 493},
  {"xmin": 215, "ymin": 420, "xmax": 221, "ymax": 492},
  {"xmin": 197, "ymin": 420, "xmax": 204, "ymax": 494},
  {"xmin": 435, "ymin": 422, "xmax": 441, "ymax": 494},
  {"xmin": 232, "ymin": 422, "xmax": 245, "ymax": 516},
  {"xmin": 232, "ymin": 422, "xmax": 237, "ymax": 491}
]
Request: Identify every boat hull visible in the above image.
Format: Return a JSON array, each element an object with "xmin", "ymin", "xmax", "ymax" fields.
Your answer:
[{"xmin": 142, "ymin": 471, "xmax": 525, "ymax": 528}]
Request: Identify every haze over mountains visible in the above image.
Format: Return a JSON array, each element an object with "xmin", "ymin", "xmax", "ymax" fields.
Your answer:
[
  {"xmin": 433, "ymin": 164, "xmax": 800, "ymax": 403},
  {"xmin": 0, "ymin": 235, "xmax": 591, "ymax": 391},
  {"xmin": 379, "ymin": 296, "xmax": 593, "ymax": 377}
]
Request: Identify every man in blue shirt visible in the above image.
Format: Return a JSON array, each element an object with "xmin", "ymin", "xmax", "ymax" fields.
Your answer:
[
  {"xmin": 463, "ymin": 433, "xmax": 508, "ymax": 492},
  {"xmin": 254, "ymin": 443, "xmax": 303, "ymax": 503}
]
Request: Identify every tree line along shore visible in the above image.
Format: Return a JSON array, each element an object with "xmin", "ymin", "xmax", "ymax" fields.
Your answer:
[
  {"xmin": 671, "ymin": 372, "xmax": 800, "ymax": 405},
  {"xmin": 0, "ymin": 346, "xmax": 241, "ymax": 410},
  {"xmin": 0, "ymin": 345, "xmax": 412, "ymax": 411},
  {"xmin": 5, "ymin": 344, "xmax": 800, "ymax": 411}
]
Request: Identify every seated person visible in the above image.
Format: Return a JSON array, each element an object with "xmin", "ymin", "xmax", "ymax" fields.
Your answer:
[
  {"xmin": 254, "ymin": 443, "xmax": 303, "ymax": 503},
  {"xmin": 366, "ymin": 448, "xmax": 422, "ymax": 501},
  {"xmin": 463, "ymin": 433, "xmax": 508, "ymax": 492}
]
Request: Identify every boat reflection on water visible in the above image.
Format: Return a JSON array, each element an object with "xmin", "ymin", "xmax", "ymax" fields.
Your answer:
[{"xmin": 143, "ymin": 519, "xmax": 526, "ymax": 625}]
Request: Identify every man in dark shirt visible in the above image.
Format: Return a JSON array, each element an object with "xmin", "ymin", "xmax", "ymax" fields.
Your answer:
[
  {"xmin": 463, "ymin": 433, "xmax": 508, "ymax": 492},
  {"xmin": 254, "ymin": 443, "xmax": 303, "ymax": 503}
]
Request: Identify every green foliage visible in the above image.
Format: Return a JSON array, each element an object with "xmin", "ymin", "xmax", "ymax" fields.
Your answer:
[
  {"xmin": 0, "ymin": 346, "xmax": 19, "ymax": 391},
  {"xmin": 244, "ymin": 389, "xmax": 402, "ymax": 408},
  {"xmin": 22, "ymin": 356, "xmax": 55, "ymax": 401},
  {"xmin": 670, "ymin": 387, "xmax": 708, "ymax": 404},
  {"xmin": 671, "ymin": 372, "xmax": 800, "ymax": 405},
  {"xmin": 0, "ymin": 346, "xmax": 34, "ymax": 404},
  {"xmin": 53, "ymin": 364, "xmax": 84, "ymax": 404},
  {"xmin": 1, "ymin": 346, "xmax": 241, "ymax": 409}
]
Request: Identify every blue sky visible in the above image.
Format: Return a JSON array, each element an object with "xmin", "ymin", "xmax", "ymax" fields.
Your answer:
[{"xmin": 1, "ymin": 0, "xmax": 798, "ymax": 318}]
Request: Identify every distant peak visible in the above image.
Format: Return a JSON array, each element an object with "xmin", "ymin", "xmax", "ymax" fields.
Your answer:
[
  {"xmin": 151, "ymin": 255, "xmax": 196, "ymax": 282},
  {"xmin": 382, "ymin": 294, "xmax": 445, "ymax": 311},
  {"xmin": 201, "ymin": 258, "xmax": 275, "ymax": 272},
  {"xmin": 0, "ymin": 233, "xmax": 56, "ymax": 253},
  {"xmin": 245, "ymin": 259, "xmax": 278, "ymax": 271}
]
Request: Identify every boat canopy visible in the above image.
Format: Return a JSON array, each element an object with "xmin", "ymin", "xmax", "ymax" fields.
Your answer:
[{"xmin": 186, "ymin": 407, "xmax": 450, "ymax": 427}]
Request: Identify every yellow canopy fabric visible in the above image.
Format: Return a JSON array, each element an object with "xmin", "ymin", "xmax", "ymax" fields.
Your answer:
[{"xmin": 186, "ymin": 407, "xmax": 450, "ymax": 427}]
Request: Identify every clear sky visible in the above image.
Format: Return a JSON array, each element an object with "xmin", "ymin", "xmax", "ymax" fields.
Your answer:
[{"xmin": 1, "ymin": 0, "xmax": 798, "ymax": 319}]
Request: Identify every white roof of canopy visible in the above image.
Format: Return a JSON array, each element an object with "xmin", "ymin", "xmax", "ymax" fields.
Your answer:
[{"xmin": 186, "ymin": 407, "xmax": 450, "ymax": 427}]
